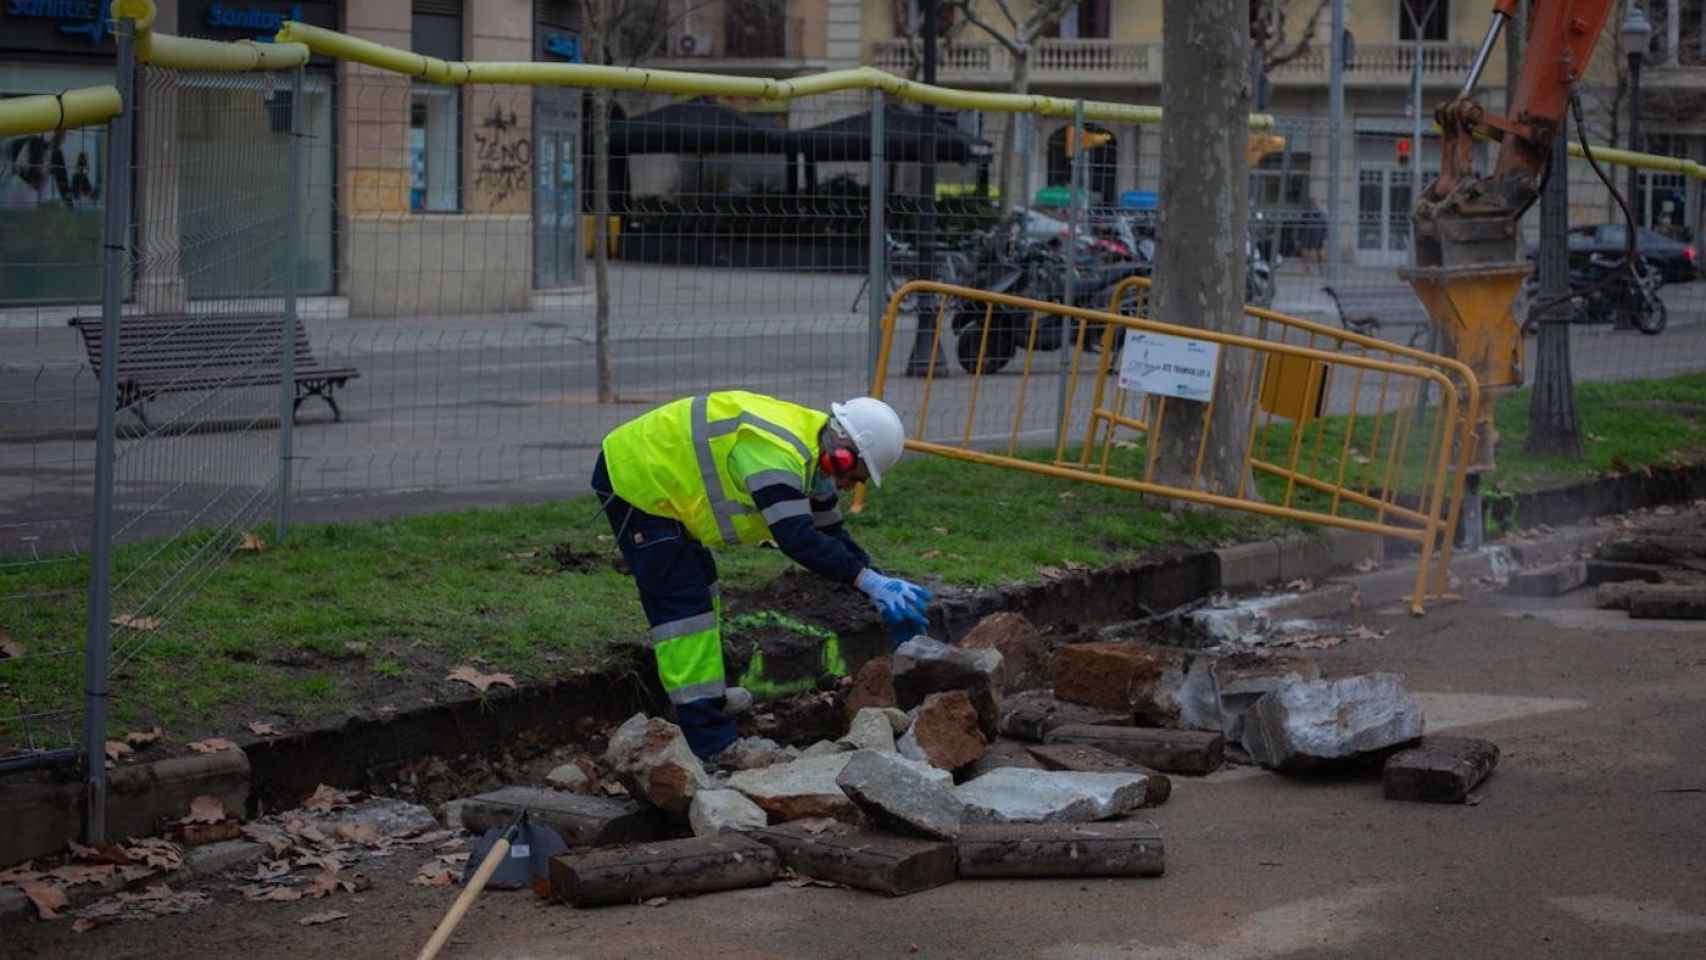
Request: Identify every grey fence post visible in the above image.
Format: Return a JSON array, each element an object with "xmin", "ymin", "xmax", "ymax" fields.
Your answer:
[
  {"xmin": 867, "ymin": 89, "xmax": 886, "ymax": 390},
  {"xmin": 1058, "ymin": 101, "xmax": 1086, "ymax": 450},
  {"xmin": 82, "ymin": 15, "xmax": 136, "ymax": 845},
  {"xmin": 1328, "ymin": 0, "xmax": 1346, "ymax": 287},
  {"xmin": 278, "ymin": 65, "xmax": 304, "ymax": 540}
]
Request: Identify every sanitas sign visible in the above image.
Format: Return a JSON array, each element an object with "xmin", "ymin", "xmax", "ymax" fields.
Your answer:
[
  {"xmin": 4, "ymin": 0, "xmax": 115, "ymax": 45},
  {"xmin": 206, "ymin": 2, "xmax": 302, "ymax": 35}
]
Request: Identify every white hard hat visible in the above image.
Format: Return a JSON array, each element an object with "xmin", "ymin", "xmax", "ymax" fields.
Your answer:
[{"xmin": 830, "ymin": 397, "xmax": 905, "ymax": 487}]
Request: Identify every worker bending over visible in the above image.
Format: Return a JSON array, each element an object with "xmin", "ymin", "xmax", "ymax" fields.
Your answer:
[{"xmin": 592, "ymin": 391, "xmax": 932, "ymax": 761}]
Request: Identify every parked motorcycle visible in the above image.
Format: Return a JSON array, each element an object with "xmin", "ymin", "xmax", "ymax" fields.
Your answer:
[
  {"xmin": 948, "ymin": 213, "xmax": 1150, "ymax": 374},
  {"xmin": 1246, "ymin": 235, "xmax": 1277, "ymax": 308},
  {"xmin": 1519, "ymin": 251, "xmax": 1666, "ymax": 335}
]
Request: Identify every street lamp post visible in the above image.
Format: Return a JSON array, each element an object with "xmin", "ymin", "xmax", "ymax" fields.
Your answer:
[{"xmin": 1623, "ymin": 2, "xmax": 1652, "ymax": 228}]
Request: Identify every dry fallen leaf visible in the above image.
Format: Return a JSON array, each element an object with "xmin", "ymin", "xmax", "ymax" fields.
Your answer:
[
  {"xmin": 600, "ymin": 781, "xmax": 629, "ymax": 797},
  {"xmin": 401, "ymin": 829, "xmax": 457, "ymax": 847},
  {"xmin": 436, "ymin": 852, "xmax": 470, "ymax": 866},
  {"xmin": 302, "ymin": 784, "xmax": 353, "ymax": 811},
  {"xmin": 251, "ymin": 859, "xmax": 292, "ymax": 882},
  {"xmin": 124, "ymin": 727, "xmax": 163, "ymax": 748},
  {"xmin": 931, "ymin": 526, "xmax": 950, "ymax": 535},
  {"xmin": 48, "ymin": 864, "xmax": 115, "ymax": 886},
  {"xmin": 22, "ymin": 882, "xmax": 68, "ymax": 920},
  {"xmin": 1036, "ymin": 566, "xmax": 1066, "ymax": 580},
  {"xmin": 445, "ymin": 666, "xmax": 517, "ymax": 693},
  {"xmin": 247, "ymin": 721, "xmax": 280, "ymax": 737},
  {"xmin": 241, "ymin": 884, "xmax": 304, "ymax": 902},
  {"xmin": 334, "ymin": 821, "xmax": 381, "ymax": 847},
  {"xmin": 111, "ymin": 613, "xmax": 162, "ymax": 631},
  {"xmin": 238, "ymin": 532, "xmax": 265, "ymax": 553},
  {"xmin": 299, "ymin": 910, "xmax": 349, "ymax": 926},
  {"xmin": 186, "ymin": 738, "xmax": 238, "ymax": 754},
  {"xmin": 643, "ymin": 896, "xmax": 669, "ymax": 907},
  {"xmin": 242, "ymin": 824, "xmax": 292, "ymax": 857},
  {"xmin": 919, "ymin": 548, "xmax": 943, "ymax": 560},
  {"xmin": 305, "ymin": 868, "xmax": 342, "ymax": 899},
  {"xmin": 1285, "ymin": 578, "xmax": 1314, "ymax": 592},
  {"xmin": 105, "ymin": 740, "xmax": 133, "ymax": 763},
  {"xmin": 124, "ymin": 838, "xmax": 184, "ymax": 871},
  {"xmin": 182, "ymin": 795, "xmax": 226, "ymax": 825},
  {"xmin": 412, "ymin": 864, "xmax": 455, "ymax": 888}
]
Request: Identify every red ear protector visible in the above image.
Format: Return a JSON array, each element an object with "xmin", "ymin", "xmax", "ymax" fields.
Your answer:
[{"xmin": 819, "ymin": 446, "xmax": 857, "ymax": 476}]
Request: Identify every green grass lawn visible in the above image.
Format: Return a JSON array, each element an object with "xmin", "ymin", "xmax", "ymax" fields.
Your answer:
[{"xmin": 3, "ymin": 371, "xmax": 1701, "ymax": 750}]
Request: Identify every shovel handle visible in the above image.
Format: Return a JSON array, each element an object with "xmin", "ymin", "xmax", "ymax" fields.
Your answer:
[{"xmin": 416, "ymin": 835, "xmax": 511, "ymax": 960}]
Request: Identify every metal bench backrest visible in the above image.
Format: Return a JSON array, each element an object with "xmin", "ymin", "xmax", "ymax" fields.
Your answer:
[{"xmin": 68, "ymin": 314, "xmax": 322, "ymax": 377}]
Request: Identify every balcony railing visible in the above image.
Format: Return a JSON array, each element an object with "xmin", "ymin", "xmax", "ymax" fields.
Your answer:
[
  {"xmin": 869, "ymin": 38, "xmax": 1156, "ymax": 85},
  {"xmin": 869, "ymin": 38, "xmax": 1482, "ymax": 87}
]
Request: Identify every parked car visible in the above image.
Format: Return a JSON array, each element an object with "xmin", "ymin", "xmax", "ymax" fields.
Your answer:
[{"xmin": 1526, "ymin": 224, "xmax": 1698, "ymax": 283}]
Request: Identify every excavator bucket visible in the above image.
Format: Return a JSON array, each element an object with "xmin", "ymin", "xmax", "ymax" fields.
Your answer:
[{"xmin": 1397, "ymin": 262, "xmax": 1530, "ymax": 471}]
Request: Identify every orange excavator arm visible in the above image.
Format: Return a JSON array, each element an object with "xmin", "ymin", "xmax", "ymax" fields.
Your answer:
[{"xmin": 1415, "ymin": 0, "xmax": 1618, "ymax": 267}]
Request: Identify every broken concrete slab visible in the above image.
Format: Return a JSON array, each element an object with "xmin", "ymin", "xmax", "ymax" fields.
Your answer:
[
  {"xmin": 1383, "ymin": 736, "xmax": 1500, "ymax": 803},
  {"xmin": 1584, "ymin": 560, "xmax": 1667, "ymax": 586},
  {"xmin": 892, "ymin": 637, "xmax": 1002, "ymax": 739},
  {"xmin": 800, "ymin": 739, "xmax": 856, "ymax": 759},
  {"xmin": 728, "ymin": 753, "xmax": 862, "ymax": 823},
  {"xmin": 328, "ymin": 797, "xmax": 441, "ymax": 839},
  {"xmin": 1212, "ymin": 653, "xmax": 1322, "ymax": 746},
  {"xmin": 840, "ymin": 708, "xmax": 897, "ymax": 754},
  {"xmin": 549, "ymin": 834, "xmax": 779, "ymax": 907},
  {"xmin": 748, "ymin": 822, "xmax": 958, "ymax": 897},
  {"xmin": 1052, "ymin": 641, "xmax": 1218, "ymax": 729},
  {"xmin": 1043, "ymin": 724, "xmax": 1225, "ymax": 776},
  {"xmin": 1242, "ymin": 673, "xmax": 1424, "ymax": 771},
  {"xmin": 956, "ymin": 820, "xmax": 1165, "ymax": 878},
  {"xmin": 458, "ymin": 786, "xmax": 668, "ymax": 847},
  {"xmin": 1025, "ymin": 745, "xmax": 1170, "ymax": 807},
  {"xmin": 953, "ymin": 768, "xmax": 1147, "ymax": 824},
  {"xmin": 908, "ymin": 690, "xmax": 988, "ymax": 771},
  {"xmin": 1506, "ymin": 561, "xmax": 1589, "ymax": 597},
  {"xmin": 997, "ymin": 691, "xmax": 1130, "ymax": 743},
  {"xmin": 603, "ymin": 713, "xmax": 714, "ymax": 814},
  {"xmin": 718, "ymin": 736, "xmax": 798, "ymax": 771},
  {"xmin": 959, "ymin": 612, "xmax": 1050, "ymax": 694},
  {"xmin": 845, "ymin": 655, "xmax": 897, "ymax": 719},
  {"xmin": 836, "ymin": 750, "xmax": 966, "ymax": 840},
  {"xmin": 689, "ymin": 789, "xmax": 769, "ymax": 836}
]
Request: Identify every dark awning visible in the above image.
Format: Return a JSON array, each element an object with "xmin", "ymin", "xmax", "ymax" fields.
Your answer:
[
  {"xmin": 788, "ymin": 105, "xmax": 994, "ymax": 164},
  {"xmin": 607, "ymin": 99, "xmax": 792, "ymax": 155}
]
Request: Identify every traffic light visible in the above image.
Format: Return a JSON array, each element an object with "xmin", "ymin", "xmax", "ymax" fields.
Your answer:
[
  {"xmin": 1396, "ymin": 137, "xmax": 1413, "ymax": 166},
  {"xmin": 1065, "ymin": 127, "xmax": 1113, "ymax": 156}
]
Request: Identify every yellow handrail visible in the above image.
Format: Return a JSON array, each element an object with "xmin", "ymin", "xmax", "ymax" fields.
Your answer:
[
  {"xmin": 273, "ymin": 20, "xmax": 1275, "ymax": 130},
  {"xmin": 0, "ymin": 87, "xmax": 122, "ymax": 138},
  {"xmin": 114, "ymin": 0, "xmax": 309, "ymax": 71}
]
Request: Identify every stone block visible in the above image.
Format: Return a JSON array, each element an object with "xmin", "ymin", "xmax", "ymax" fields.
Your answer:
[
  {"xmin": 747, "ymin": 822, "xmax": 958, "ymax": 897},
  {"xmin": 1243, "ymin": 673, "xmax": 1424, "ymax": 771},
  {"xmin": 1052, "ymin": 642, "xmax": 1211, "ymax": 727},
  {"xmin": 997, "ymin": 690, "xmax": 1129, "ymax": 743},
  {"xmin": 907, "ymin": 690, "xmax": 987, "ymax": 771},
  {"xmin": 728, "ymin": 753, "xmax": 861, "ymax": 822},
  {"xmin": 956, "ymin": 820, "xmax": 1165, "ymax": 878},
  {"xmin": 458, "ymin": 786, "xmax": 668, "ymax": 847},
  {"xmin": 1044, "ymin": 724, "xmax": 1224, "ymax": 775},
  {"xmin": 1212, "ymin": 652, "xmax": 1322, "ymax": 745},
  {"xmin": 840, "ymin": 708, "xmax": 897, "ymax": 754},
  {"xmin": 836, "ymin": 750, "xmax": 966, "ymax": 840},
  {"xmin": 549, "ymin": 834, "xmax": 779, "ymax": 907},
  {"xmin": 959, "ymin": 739, "xmax": 1045, "ymax": 781},
  {"xmin": 845, "ymin": 655, "xmax": 897, "ymax": 718},
  {"xmin": 1506, "ymin": 561, "xmax": 1588, "ymax": 597},
  {"xmin": 953, "ymin": 768, "xmax": 1147, "ymax": 824},
  {"xmin": 1584, "ymin": 561, "xmax": 1667, "ymax": 586},
  {"xmin": 959, "ymin": 612, "xmax": 1050, "ymax": 694},
  {"xmin": 107, "ymin": 748, "xmax": 250, "ymax": 843},
  {"xmin": 689, "ymin": 789, "xmax": 769, "ymax": 836},
  {"xmin": 892, "ymin": 637, "xmax": 1002, "ymax": 739},
  {"xmin": 602, "ymin": 713, "xmax": 714, "ymax": 814},
  {"xmin": 1025, "ymin": 745, "xmax": 1170, "ymax": 807},
  {"xmin": 1383, "ymin": 736, "xmax": 1500, "ymax": 803}
]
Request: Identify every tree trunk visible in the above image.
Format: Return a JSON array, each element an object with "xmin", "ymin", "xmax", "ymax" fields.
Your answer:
[
  {"xmin": 1153, "ymin": 0, "xmax": 1255, "ymax": 498},
  {"xmin": 591, "ymin": 5, "xmax": 615, "ymax": 403},
  {"xmin": 999, "ymin": 49, "xmax": 1031, "ymax": 210}
]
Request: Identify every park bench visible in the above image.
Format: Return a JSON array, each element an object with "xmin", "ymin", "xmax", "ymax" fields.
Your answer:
[
  {"xmin": 1320, "ymin": 285, "xmax": 1434, "ymax": 349},
  {"xmin": 67, "ymin": 313, "xmax": 359, "ymax": 429}
]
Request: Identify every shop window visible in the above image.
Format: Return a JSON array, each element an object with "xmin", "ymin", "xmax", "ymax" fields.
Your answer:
[
  {"xmin": 1045, "ymin": 0, "xmax": 1113, "ymax": 39},
  {"xmin": 411, "ymin": 86, "xmax": 461, "ymax": 212},
  {"xmin": 0, "ymin": 66, "xmax": 110, "ymax": 305}
]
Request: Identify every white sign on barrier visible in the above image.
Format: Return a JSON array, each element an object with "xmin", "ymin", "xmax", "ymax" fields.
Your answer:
[{"xmin": 1118, "ymin": 330, "xmax": 1221, "ymax": 402}]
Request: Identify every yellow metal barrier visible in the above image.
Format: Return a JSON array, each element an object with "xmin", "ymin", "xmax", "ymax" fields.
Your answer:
[
  {"xmin": 115, "ymin": 0, "xmax": 310, "ymax": 70},
  {"xmin": 273, "ymin": 20, "xmax": 1274, "ymax": 130},
  {"xmin": 867, "ymin": 280, "xmax": 1481, "ymax": 615},
  {"xmin": 0, "ymin": 87, "xmax": 122, "ymax": 139}
]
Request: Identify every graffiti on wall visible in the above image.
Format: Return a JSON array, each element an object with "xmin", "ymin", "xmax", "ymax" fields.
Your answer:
[{"xmin": 473, "ymin": 107, "xmax": 531, "ymax": 206}]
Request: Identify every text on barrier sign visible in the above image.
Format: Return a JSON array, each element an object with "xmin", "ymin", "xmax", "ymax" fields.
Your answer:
[{"xmin": 1118, "ymin": 330, "xmax": 1221, "ymax": 402}]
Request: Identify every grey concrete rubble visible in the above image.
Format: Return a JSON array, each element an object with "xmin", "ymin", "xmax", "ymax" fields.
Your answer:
[
  {"xmin": 835, "ymin": 750, "xmax": 967, "ymax": 840},
  {"xmin": 1242, "ymin": 673, "xmax": 1425, "ymax": 771},
  {"xmin": 839, "ymin": 708, "xmax": 898, "ymax": 754},
  {"xmin": 603, "ymin": 713, "xmax": 715, "ymax": 813},
  {"xmin": 800, "ymin": 739, "xmax": 856, "ymax": 758},
  {"xmin": 953, "ymin": 768, "xmax": 1148, "ymax": 824},
  {"xmin": 688, "ymin": 789, "xmax": 769, "ymax": 836},
  {"xmin": 718, "ymin": 736, "xmax": 798, "ymax": 771},
  {"xmin": 458, "ymin": 786, "xmax": 668, "ymax": 846},
  {"xmin": 1212, "ymin": 653, "xmax": 1322, "ymax": 745},
  {"xmin": 728, "ymin": 752, "xmax": 862, "ymax": 823},
  {"xmin": 891, "ymin": 636, "xmax": 1003, "ymax": 739}
]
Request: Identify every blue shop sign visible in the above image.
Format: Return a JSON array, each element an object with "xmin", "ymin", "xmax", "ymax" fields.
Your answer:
[
  {"xmin": 206, "ymin": 2, "xmax": 303, "ymax": 39},
  {"xmin": 5, "ymin": 0, "xmax": 116, "ymax": 46},
  {"xmin": 543, "ymin": 31, "xmax": 582, "ymax": 62}
]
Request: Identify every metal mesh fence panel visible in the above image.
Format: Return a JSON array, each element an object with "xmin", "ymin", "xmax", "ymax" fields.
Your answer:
[{"xmin": 0, "ymin": 107, "xmax": 112, "ymax": 752}]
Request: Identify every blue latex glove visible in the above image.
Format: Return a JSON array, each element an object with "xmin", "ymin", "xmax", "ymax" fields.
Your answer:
[{"xmin": 856, "ymin": 569, "xmax": 932, "ymax": 636}]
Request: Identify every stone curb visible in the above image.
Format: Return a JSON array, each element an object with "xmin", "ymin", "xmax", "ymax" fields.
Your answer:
[{"xmin": 0, "ymin": 837, "xmax": 265, "ymax": 926}]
